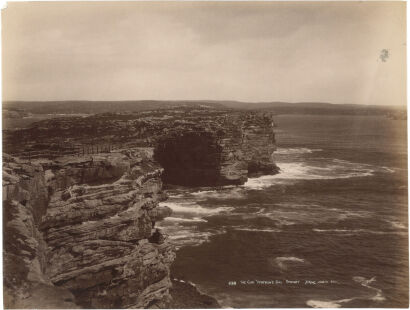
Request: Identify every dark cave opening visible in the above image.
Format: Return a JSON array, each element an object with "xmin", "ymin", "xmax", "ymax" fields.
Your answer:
[{"xmin": 154, "ymin": 131, "xmax": 222, "ymax": 186}]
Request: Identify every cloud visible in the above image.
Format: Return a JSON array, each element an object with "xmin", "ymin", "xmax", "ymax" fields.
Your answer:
[{"xmin": 2, "ymin": 1, "xmax": 406, "ymax": 105}]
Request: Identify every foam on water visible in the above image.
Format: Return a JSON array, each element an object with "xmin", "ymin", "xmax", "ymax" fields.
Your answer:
[
  {"xmin": 306, "ymin": 300, "xmax": 342, "ymax": 308},
  {"xmin": 275, "ymin": 147, "xmax": 322, "ymax": 155},
  {"xmin": 233, "ymin": 227, "xmax": 281, "ymax": 233},
  {"xmin": 189, "ymin": 187, "xmax": 244, "ymax": 200},
  {"xmin": 163, "ymin": 116, "xmax": 405, "ymax": 308},
  {"xmin": 159, "ymin": 201, "xmax": 233, "ymax": 215},
  {"xmin": 157, "ymin": 198, "xmax": 232, "ymax": 248},
  {"xmin": 259, "ymin": 204, "xmax": 371, "ymax": 226},
  {"xmin": 274, "ymin": 256, "xmax": 306, "ymax": 270},
  {"xmin": 162, "ymin": 228, "xmax": 221, "ymax": 249},
  {"xmin": 244, "ymin": 160, "xmax": 376, "ymax": 190},
  {"xmin": 386, "ymin": 220, "xmax": 407, "ymax": 230},
  {"xmin": 353, "ymin": 276, "xmax": 385, "ymax": 302},
  {"xmin": 306, "ymin": 276, "xmax": 385, "ymax": 308},
  {"xmin": 164, "ymin": 217, "xmax": 207, "ymax": 223},
  {"xmin": 313, "ymin": 228, "xmax": 407, "ymax": 235}
]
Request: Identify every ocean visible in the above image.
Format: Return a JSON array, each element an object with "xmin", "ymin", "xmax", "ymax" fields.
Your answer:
[{"xmin": 158, "ymin": 114, "xmax": 408, "ymax": 308}]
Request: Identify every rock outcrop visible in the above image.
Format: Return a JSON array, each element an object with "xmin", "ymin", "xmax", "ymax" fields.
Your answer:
[
  {"xmin": 4, "ymin": 108, "xmax": 278, "ymax": 186},
  {"xmin": 3, "ymin": 149, "xmax": 175, "ymax": 308},
  {"xmin": 3, "ymin": 107, "xmax": 278, "ymax": 308}
]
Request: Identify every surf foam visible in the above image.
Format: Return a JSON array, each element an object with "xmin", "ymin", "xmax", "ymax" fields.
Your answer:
[
  {"xmin": 159, "ymin": 201, "xmax": 233, "ymax": 215},
  {"xmin": 275, "ymin": 147, "xmax": 322, "ymax": 155},
  {"xmin": 244, "ymin": 161, "xmax": 375, "ymax": 190},
  {"xmin": 275, "ymin": 256, "xmax": 305, "ymax": 270},
  {"xmin": 233, "ymin": 227, "xmax": 281, "ymax": 233},
  {"xmin": 306, "ymin": 276, "xmax": 385, "ymax": 308},
  {"xmin": 313, "ymin": 228, "xmax": 406, "ymax": 235}
]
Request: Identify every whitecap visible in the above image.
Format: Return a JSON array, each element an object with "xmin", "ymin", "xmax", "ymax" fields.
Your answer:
[
  {"xmin": 158, "ymin": 225, "xmax": 227, "ymax": 249},
  {"xmin": 254, "ymin": 207, "xmax": 266, "ymax": 214},
  {"xmin": 313, "ymin": 228, "xmax": 406, "ymax": 235},
  {"xmin": 159, "ymin": 201, "xmax": 233, "ymax": 215},
  {"xmin": 163, "ymin": 217, "xmax": 207, "ymax": 223},
  {"xmin": 190, "ymin": 187, "xmax": 244, "ymax": 200},
  {"xmin": 243, "ymin": 175, "xmax": 280, "ymax": 190},
  {"xmin": 274, "ymin": 256, "xmax": 305, "ymax": 270},
  {"xmin": 306, "ymin": 276, "xmax": 385, "ymax": 308},
  {"xmin": 306, "ymin": 299, "xmax": 342, "ymax": 308},
  {"xmin": 386, "ymin": 220, "xmax": 407, "ymax": 230},
  {"xmin": 167, "ymin": 229, "xmax": 212, "ymax": 242},
  {"xmin": 233, "ymin": 227, "xmax": 281, "ymax": 233},
  {"xmin": 353, "ymin": 276, "xmax": 386, "ymax": 302},
  {"xmin": 244, "ymin": 161, "xmax": 375, "ymax": 190},
  {"xmin": 275, "ymin": 148, "xmax": 322, "ymax": 155},
  {"xmin": 380, "ymin": 167, "xmax": 396, "ymax": 173}
]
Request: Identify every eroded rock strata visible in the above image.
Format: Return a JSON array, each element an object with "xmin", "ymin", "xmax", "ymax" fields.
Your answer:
[
  {"xmin": 4, "ymin": 108, "xmax": 279, "ymax": 185},
  {"xmin": 4, "ymin": 150, "xmax": 174, "ymax": 308},
  {"xmin": 3, "ymin": 108, "xmax": 277, "ymax": 308}
]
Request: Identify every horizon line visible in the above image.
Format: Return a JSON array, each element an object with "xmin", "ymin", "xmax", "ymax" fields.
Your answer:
[{"xmin": 2, "ymin": 99, "xmax": 406, "ymax": 108}]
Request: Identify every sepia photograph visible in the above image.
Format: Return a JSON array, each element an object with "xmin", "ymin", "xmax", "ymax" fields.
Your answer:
[{"xmin": 1, "ymin": 1, "xmax": 408, "ymax": 308}]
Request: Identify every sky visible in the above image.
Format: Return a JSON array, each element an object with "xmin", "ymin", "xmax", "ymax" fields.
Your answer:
[{"xmin": 2, "ymin": 1, "xmax": 407, "ymax": 105}]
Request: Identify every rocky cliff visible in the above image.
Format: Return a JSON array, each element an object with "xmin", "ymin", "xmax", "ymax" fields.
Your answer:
[
  {"xmin": 3, "ymin": 149, "xmax": 175, "ymax": 308},
  {"xmin": 4, "ymin": 108, "xmax": 278, "ymax": 185},
  {"xmin": 3, "ymin": 108, "xmax": 278, "ymax": 308}
]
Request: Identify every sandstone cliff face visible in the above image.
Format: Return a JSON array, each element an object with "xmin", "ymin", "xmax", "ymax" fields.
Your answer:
[
  {"xmin": 4, "ymin": 108, "xmax": 278, "ymax": 186},
  {"xmin": 3, "ymin": 108, "xmax": 278, "ymax": 308},
  {"xmin": 3, "ymin": 149, "xmax": 175, "ymax": 308},
  {"xmin": 153, "ymin": 112, "xmax": 278, "ymax": 185},
  {"xmin": 3, "ymin": 155, "xmax": 78, "ymax": 308},
  {"xmin": 241, "ymin": 114, "xmax": 277, "ymax": 177}
]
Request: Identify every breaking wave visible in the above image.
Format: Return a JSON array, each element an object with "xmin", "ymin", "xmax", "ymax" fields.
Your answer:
[
  {"xmin": 160, "ymin": 201, "xmax": 233, "ymax": 215},
  {"xmin": 233, "ymin": 227, "xmax": 281, "ymax": 233},
  {"xmin": 386, "ymin": 220, "xmax": 407, "ymax": 230},
  {"xmin": 164, "ymin": 217, "xmax": 207, "ymax": 223},
  {"xmin": 274, "ymin": 256, "xmax": 306, "ymax": 270},
  {"xmin": 313, "ymin": 228, "xmax": 407, "ymax": 235},
  {"xmin": 244, "ymin": 160, "xmax": 377, "ymax": 189},
  {"xmin": 189, "ymin": 187, "xmax": 244, "ymax": 200},
  {"xmin": 306, "ymin": 276, "xmax": 385, "ymax": 308},
  {"xmin": 275, "ymin": 147, "xmax": 322, "ymax": 155}
]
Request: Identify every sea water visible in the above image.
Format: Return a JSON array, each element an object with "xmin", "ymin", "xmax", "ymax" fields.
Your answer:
[{"xmin": 158, "ymin": 114, "xmax": 408, "ymax": 308}]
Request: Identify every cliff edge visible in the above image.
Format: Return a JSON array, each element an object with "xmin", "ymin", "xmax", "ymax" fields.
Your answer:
[
  {"xmin": 3, "ymin": 108, "xmax": 277, "ymax": 308},
  {"xmin": 4, "ymin": 150, "xmax": 175, "ymax": 308}
]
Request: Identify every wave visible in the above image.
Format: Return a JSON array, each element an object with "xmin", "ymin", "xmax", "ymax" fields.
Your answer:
[
  {"xmin": 164, "ymin": 229, "xmax": 219, "ymax": 249},
  {"xmin": 332, "ymin": 159, "xmax": 395, "ymax": 174},
  {"xmin": 164, "ymin": 217, "xmax": 207, "ymax": 223},
  {"xmin": 244, "ymin": 161, "xmax": 375, "ymax": 189},
  {"xmin": 189, "ymin": 187, "xmax": 244, "ymax": 200},
  {"xmin": 233, "ymin": 227, "xmax": 281, "ymax": 233},
  {"xmin": 159, "ymin": 201, "xmax": 233, "ymax": 215},
  {"xmin": 306, "ymin": 300, "xmax": 344, "ymax": 308},
  {"xmin": 313, "ymin": 228, "xmax": 407, "ymax": 235},
  {"xmin": 169, "ymin": 231, "xmax": 211, "ymax": 241},
  {"xmin": 353, "ymin": 276, "xmax": 385, "ymax": 302},
  {"xmin": 258, "ymin": 205, "xmax": 371, "ymax": 227},
  {"xmin": 306, "ymin": 276, "xmax": 385, "ymax": 308},
  {"xmin": 275, "ymin": 147, "xmax": 322, "ymax": 155},
  {"xmin": 157, "ymin": 199, "xmax": 234, "ymax": 248},
  {"xmin": 386, "ymin": 220, "xmax": 407, "ymax": 230},
  {"xmin": 274, "ymin": 256, "xmax": 306, "ymax": 270},
  {"xmin": 335, "ymin": 210, "xmax": 372, "ymax": 221}
]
